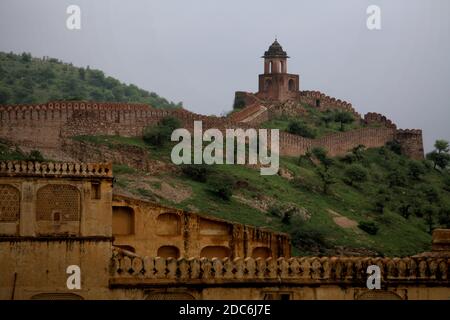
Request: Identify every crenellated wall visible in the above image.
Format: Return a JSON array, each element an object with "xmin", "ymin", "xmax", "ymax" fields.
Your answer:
[
  {"xmin": 0, "ymin": 100, "xmax": 424, "ymax": 160},
  {"xmin": 299, "ymin": 91, "xmax": 362, "ymax": 119}
]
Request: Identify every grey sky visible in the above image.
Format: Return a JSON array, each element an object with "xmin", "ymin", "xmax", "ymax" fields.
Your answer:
[{"xmin": 0, "ymin": 0, "xmax": 449, "ymax": 151}]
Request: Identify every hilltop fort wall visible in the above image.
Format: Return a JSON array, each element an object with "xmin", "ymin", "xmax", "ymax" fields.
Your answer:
[{"xmin": 0, "ymin": 101, "xmax": 423, "ymax": 160}]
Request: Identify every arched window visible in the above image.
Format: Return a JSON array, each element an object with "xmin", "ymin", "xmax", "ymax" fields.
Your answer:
[
  {"xmin": 269, "ymin": 61, "xmax": 273, "ymax": 74},
  {"xmin": 157, "ymin": 245, "xmax": 180, "ymax": 259},
  {"xmin": 288, "ymin": 79, "xmax": 295, "ymax": 91},
  {"xmin": 200, "ymin": 246, "xmax": 231, "ymax": 259}
]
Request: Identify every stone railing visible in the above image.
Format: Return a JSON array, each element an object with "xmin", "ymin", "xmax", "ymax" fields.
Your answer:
[
  {"xmin": 0, "ymin": 161, "xmax": 113, "ymax": 178},
  {"xmin": 110, "ymin": 249, "xmax": 450, "ymax": 286}
]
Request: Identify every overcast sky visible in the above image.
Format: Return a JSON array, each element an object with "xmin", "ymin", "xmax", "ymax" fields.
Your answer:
[{"xmin": 0, "ymin": 0, "xmax": 449, "ymax": 151}]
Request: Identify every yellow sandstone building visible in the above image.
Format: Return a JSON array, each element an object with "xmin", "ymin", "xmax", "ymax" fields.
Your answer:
[{"xmin": 0, "ymin": 161, "xmax": 449, "ymax": 300}]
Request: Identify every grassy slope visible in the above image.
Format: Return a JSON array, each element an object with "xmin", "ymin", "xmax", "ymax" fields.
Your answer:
[
  {"xmin": 70, "ymin": 135, "xmax": 450, "ymax": 257},
  {"xmin": 260, "ymin": 104, "xmax": 377, "ymax": 137},
  {"xmin": 0, "ymin": 51, "xmax": 181, "ymax": 109}
]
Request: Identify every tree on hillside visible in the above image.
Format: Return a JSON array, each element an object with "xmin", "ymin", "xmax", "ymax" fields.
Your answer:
[
  {"xmin": 407, "ymin": 160, "xmax": 426, "ymax": 180},
  {"xmin": 435, "ymin": 140, "xmax": 450, "ymax": 153},
  {"xmin": 310, "ymin": 147, "xmax": 335, "ymax": 194},
  {"xmin": 334, "ymin": 111, "xmax": 354, "ymax": 131},
  {"xmin": 344, "ymin": 164, "xmax": 368, "ymax": 186},
  {"xmin": 320, "ymin": 110, "xmax": 335, "ymax": 128},
  {"xmin": 287, "ymin": 120, "xmax": 316, "ymax": 138},
  {"xmin": 351, "ymin": 144, "xmax": 366, "ymax": 161},
  {"xmin": 426, "ymin": 139, "xmax": 450, "ymax": 170}
]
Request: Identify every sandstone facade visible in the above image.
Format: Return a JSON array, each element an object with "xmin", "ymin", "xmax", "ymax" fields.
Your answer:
[{"xmin": 0, "ymin": 161, "xmax": 449, "ymax": 300}]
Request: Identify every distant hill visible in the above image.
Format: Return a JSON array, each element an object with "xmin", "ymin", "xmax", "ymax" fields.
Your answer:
[{"xmin": 0, "ymin": 51, "xmax": 182, "ymax": 109}]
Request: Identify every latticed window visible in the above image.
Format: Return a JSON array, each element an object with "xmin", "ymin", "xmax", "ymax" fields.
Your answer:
[
  {"xmin": 0, "ymin": 184, "xmax": 20, "ymax": 222},
  {"xmin": 36, "ymin": 185, "xmax": 80, "ymax": 221}
]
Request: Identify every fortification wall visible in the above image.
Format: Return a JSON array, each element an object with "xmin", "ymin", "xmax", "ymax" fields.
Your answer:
[
  {"xmin": 313, "ymin": 127, "xmax": 396, "ymax": 157},
  {"xmin": 300, "ymin": 90, "xmax": 362, "ymax": 119},
  {"xmin": 0, "ymin": 101, "xmax": 424, "ymax": 160},
  {"xmin": 395, "ymin": 129, "xmax": 424, "ymax": 160},
  {"xmin": 364, "ymin": 112, "xmax": 397, "ymax": 129}
]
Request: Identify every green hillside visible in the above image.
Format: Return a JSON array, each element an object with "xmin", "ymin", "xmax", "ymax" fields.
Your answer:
[
  {"xmin": 67, "ymin": 132, "xmax": 450, "ymax": 257},
  {"xmin": 0, "ymin": 52, "xmax": 182, "ymax": 109}
]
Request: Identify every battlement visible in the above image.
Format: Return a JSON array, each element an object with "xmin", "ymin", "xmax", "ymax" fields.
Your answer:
[
  {"xmin": 0, "ymin": 101, "xmax": 152, "ymax": 112},
  {"xmin": 110, "ymin": 248, "xmax": 450, "ymax": 286},
  {"xmin": 364, "ymin": 112, "xmax": 397, "ymax": 129},
  {"xmin": 396, "ymin": 128, "xmax": 423, "ymax": 135},
  {"xmin": 300, "ymin": 90, "xmax": 361, "ymax": 118},
  {"xmin": 0, "ymin": 161, "xmax": 113, "ymax": 178}
]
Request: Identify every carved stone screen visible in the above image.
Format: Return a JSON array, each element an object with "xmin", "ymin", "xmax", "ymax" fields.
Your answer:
[
  {"xmin": 0, "ymin": 184, "xmax": 20, "ymax": 222},
  {"xmin": 36, "ymin": 185, "xmax": 80, "ymax": 221}
]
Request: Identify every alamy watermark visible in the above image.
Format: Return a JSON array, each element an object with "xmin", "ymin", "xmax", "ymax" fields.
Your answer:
[{"xmin": 170, "ymin": 121, "xmax": 280, "ymax": 176}]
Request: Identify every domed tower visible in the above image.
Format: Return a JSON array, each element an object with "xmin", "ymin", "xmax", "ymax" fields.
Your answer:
[{"xmin": 257, "ymin": 39, "xmax": 300, "ymax": 101}]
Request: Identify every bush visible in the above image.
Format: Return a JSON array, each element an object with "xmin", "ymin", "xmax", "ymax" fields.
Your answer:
[
  {"xmin": 358, "ymin": 221, "xmax": 379, "ymax": 235},
  {"xmin": 287, "ymin": 120, "xmax": 316, "ymax": 138},
  {"xmin": 143, "ymin": 116, "xmax": 181, "ymax": 147},
  {"xmin": 290, "ymin": 228, "xmax": 328, "ymax": 253},
  {"xmin": 208, "ymin": 175, "xmax": 235, "ymax": 200},
  {"xmin": 343, "ymin": 164, "xmax": 367, "ymax": 186},
  {"xmin": 181, "ymin": 164, "xmax": 212, "ymax": 182},
  {"xmin": 386, "ymin": 170, "xmax": 407, "ymax": 187},
  {"xmin": 386, "ymin": 140, "xmax": 402, "ymax": 155},
  {"xmin": 333, "ymin": 111, "xmax": 354, "ymax": 131},
  {"xmin": 408, "ymin": 160, "xmax": 426, "ymax": 180},
  {"xmin": 443, "ymin": 175, "xmax": 450, "ymax": 192},
  {"xmin": 373, "ymin": 189, "xmax": 390, "ymax": 214},
  {"xmin": 26, "ymin": 150, "xmax": 44, "ymax": 161}
]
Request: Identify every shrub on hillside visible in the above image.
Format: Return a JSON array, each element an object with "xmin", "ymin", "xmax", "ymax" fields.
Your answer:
[
  {"xmin": 358, "ymin": 221, "xmax": 379, "ymax": 235},
  {"xmin": 290, "ymin": 227, "xmax": 329, "ymax": 254},
  {"xmin": 26, "ymin": 150, "xmax": 45, "ymax": 162},
  {"xmin": 287, "ymin": 120, "xmax": 316, "ymax": 138},
  {"xmin": 386, "ymin": 140, "xmax": 402, "ymax": 155},
  {"xmin": 208, "ymin": 175, "xmax": 235, "ymax": 201},
  {"xmin": 181, "ymin": 164, "xmax": 212, "ymax": 183},
  {"xmin": 334, "ymin": 111, "xmax": 354, "ymax": 131},
  {"xmin": 407, "ymin": 160, "xmax": 426, "ymax": 180},
  {"xmin": 143, "ymin": 116, "xmax": 181, "ymax": 147},
  {"xmin": 343, "ymin": 164, "xmax": 368, "ymax": 186}
]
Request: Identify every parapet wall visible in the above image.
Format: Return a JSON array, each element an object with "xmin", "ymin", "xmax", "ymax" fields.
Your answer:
[
  {"xmin": 0, "ymin": 101, "xmax": 424, "ymax": 160},
  {"xmin": 313, "ymin": 127, "xmax": 396, "ymax": 157},
  {"xmin": 300, "ymin": 91, "xmax": 362, "ymax": 119},
  {"xmin": 111, "ymin": 248, "xmax": 450, "ymax": 286},
  {"xmin": 0, "ymin": 160, "xmax": 112, "ymax": 178},
  {"xmin": 364, "ymin": 112, "xmax": 397, "ymax": 129}
]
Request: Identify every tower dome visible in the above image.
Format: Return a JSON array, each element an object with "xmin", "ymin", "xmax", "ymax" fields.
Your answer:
[{"xmin": 263, "ymin": 39, "xmax": 289, "ymax": 58}]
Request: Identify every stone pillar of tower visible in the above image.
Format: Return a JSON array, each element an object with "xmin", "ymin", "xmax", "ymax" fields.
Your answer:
[{"xmin": 257, "ymin": 39, "xmax": 300, "ymax": 101}]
